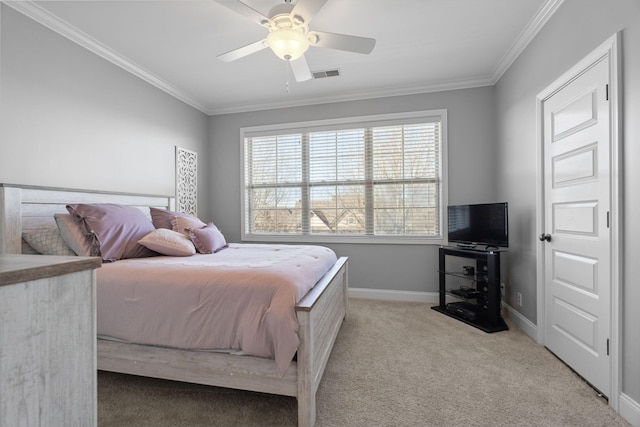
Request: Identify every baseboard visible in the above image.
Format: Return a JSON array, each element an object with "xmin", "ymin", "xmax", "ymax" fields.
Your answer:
[
  {"xmin": 620, "ymin": 393, "xmax": 640, "ymax": 427},
  {"xmin": 348, "ymin": 287, "xmax": 438, "ymax": 303},
  {"xmin": 502, "ymin": 302, "xmax": 538, "ymax": 340}
]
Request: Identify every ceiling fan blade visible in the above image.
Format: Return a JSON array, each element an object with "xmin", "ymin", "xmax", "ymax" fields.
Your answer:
[
  {"xmin": 214, "ymin": 0, "xmax": 269, "ymax": 26},
  {"xmin": 217, "ymin": 39, "xmax": 267, "ymax": 62},
  {"xmin": 289, "ymin": 55, "xmax": 312, "ymax": 82},
  {"xmin": 290, "ymin": 0, "xmax": 328, "ymax": 25},
  {"xmin": 311, "ymin": 31, "xmax": 376, "ymax": 54}
]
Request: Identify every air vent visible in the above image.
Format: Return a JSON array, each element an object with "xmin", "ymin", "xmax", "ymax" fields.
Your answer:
[{"xmin": 312, "ymin": 69, "xmax": 341, "ymax": 79}]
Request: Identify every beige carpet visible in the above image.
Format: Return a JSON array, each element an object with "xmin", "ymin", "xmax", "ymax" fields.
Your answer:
[{"xmin": 98, "ymin": 299, "xmax": 629, "ymax": 426}]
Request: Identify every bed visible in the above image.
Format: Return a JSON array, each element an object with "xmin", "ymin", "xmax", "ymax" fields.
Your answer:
[{"xmin": 0, "ymin": 183, "xmax": 349, "ymax": 427}]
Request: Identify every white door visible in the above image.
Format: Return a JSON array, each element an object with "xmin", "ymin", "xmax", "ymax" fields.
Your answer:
[{"xmin": 541, "ymin": 56, "xmax": 611, "ymax": 396}]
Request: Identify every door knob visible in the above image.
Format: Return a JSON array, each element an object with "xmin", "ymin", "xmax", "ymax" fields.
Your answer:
[{"xmin": 539, "ymin": 233, "xmax": 552, "ymax": 242}]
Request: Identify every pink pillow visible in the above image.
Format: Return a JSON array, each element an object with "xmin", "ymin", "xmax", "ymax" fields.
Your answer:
[
  {"xmin": 150, "ymin": 207, "xmax": 201, "ymax": 230},
  {"xmin": 67, "ymin": 203, "xmax": 157, "ymax": 262},
  {"xmin": 172, "ymin": 215, "xmax": 206, "ymax": 237},
  {"xmin": 138, "ymin": 229, "xmax": 196, "ymax": 257},
  {"xmin": 187, "ymin": 223, "xmax": 228, "ymax": 254}
]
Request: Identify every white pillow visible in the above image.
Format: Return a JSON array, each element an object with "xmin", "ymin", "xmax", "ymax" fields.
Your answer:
[
  {"xmin": 138, "ymin": 228, "xmax": 196, "ymax": 257},
  {"xmin": 22, "ymin": 227, "xmax": 75, "ymax": 256}
]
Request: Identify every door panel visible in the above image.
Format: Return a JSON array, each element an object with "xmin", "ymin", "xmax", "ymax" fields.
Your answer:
[
  {"xmin": 543, "ymin": 57, "xmax": 610, "ymax": 396},
  {"xmin": 552, "ymin": 297, "xmax": 598, "ymax": 352},
  {"xmin": 552, "ymin": 144, "xmax": 597, "ymax": 186},
  {"xmin": 552, "ymin": 89, "xmax": 597, "ymax": 140},
  {"xmin": 553, "ymin": 201, "xmax": 598, "ymax": 235},
  {"xmin": 553, "ymin": 250, "xmax": 598, "ymax": 293}
]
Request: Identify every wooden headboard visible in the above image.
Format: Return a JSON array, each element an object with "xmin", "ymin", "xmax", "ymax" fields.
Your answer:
[{"xmin": 0, "ymin": 184, "xmax": 175, "ymax": 254}]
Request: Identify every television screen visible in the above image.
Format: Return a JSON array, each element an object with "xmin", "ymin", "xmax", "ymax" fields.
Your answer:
[{"xmin": 447, "ymin": 202, "xmax": 508, "ymax": 248}]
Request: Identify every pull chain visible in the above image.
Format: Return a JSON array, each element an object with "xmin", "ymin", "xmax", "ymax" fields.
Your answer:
[{"xmin": 284, "ymin": 59, "xmax": 290, "ymax": 94}]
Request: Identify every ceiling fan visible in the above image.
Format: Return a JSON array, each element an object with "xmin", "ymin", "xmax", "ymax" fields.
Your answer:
[{"xmin": 214, "ymin": 0, "xmax": 376, "ymax": 82}]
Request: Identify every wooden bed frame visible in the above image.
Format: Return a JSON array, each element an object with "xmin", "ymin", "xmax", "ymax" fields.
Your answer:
[{"xmin": 0, "ymin": 183, "xmax": 349, "ymax": 427}]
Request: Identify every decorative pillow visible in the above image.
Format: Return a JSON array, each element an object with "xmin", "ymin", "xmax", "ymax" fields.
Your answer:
[
  {"xmin": 172, "ymin": 215, "xmax": 207, "ymax": 237},
  {"xmin": 21, "ymin": 240, "xmax": 41, "ymax": 255},
  {"xmin": 22, "ymin": 226, "xmax": 75, "ymax": 256},
  {"xmin": 66, "ymin": 203, "xmax": 157, "ymax": 262},
  {"xmin": 186, "ymin": 223, "xmax": 228, "ymax": 254},
  {"xmin": 138, "ymin": 229, "xmax": 196, "ymax": 257},
  {"xmin": 150, "ymin": 207, "xmax": 201, "ymax": 230},
  {"xmin": 55, "ymin": 213, "xmax": 97, "ymax": 257}
]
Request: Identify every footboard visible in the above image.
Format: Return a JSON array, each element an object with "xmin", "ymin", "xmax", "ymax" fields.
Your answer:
[{"xmin": 295, "ymin": 256, "xmax": 348, "ymax": 427}]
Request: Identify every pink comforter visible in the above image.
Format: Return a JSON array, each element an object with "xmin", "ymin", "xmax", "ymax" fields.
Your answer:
[{"xmin": 96, "ymin": 243, "xmax": 337, "ymax": 375}]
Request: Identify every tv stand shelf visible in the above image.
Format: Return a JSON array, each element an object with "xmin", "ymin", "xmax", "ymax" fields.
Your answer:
[{"xmin": 432, "ymin": 246, "xmax": 508, "ymax": 333}]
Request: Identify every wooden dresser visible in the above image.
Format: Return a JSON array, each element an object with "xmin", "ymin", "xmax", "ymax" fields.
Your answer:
[{"xmin": 0, "ymin": 255, "xmax": 101, "ymax": 427}]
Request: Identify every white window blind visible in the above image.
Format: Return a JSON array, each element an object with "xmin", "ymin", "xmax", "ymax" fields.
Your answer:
[{"xmin": 242, "ymin": 111, "xmax": 446, "ymax": 243}]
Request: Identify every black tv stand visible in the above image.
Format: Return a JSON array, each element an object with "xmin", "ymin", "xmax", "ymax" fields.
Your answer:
[
  {"xmin": 455, "ymin": 244, "xmax": 477, "ymax": 249},
  {"xmin": 432, "ymin": 246, "xmax": 508, "ymax": 333}
]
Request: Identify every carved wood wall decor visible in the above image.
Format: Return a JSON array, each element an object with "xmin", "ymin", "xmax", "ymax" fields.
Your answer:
[{"xmin": 175, "ymin": 146, "xmax": 198, "ymax": 216}]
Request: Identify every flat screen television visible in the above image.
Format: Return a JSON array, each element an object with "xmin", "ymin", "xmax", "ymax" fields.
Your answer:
[{"xmin": 447, "ymin": 202, "xmax": 509, "ymax": 248}]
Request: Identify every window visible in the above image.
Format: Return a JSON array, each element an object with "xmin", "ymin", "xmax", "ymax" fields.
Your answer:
[{"xmin": 241, "ymin": 110, "xmax": 447, "ymax": 244}]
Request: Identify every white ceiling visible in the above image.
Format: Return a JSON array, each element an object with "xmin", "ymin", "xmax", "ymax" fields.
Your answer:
[{"xmin": 8, "ymin": 0, "xmax": 563, "ymax": 114}]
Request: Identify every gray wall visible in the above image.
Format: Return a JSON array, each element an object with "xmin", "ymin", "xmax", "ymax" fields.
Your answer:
[
  {"xmin": 494, "ymin": 0, "xmax": 640, "ymax": 403},
  {"xmin": 0, "ymin": 5, "xmax": 209, "ymax": 211},
  {"xmin": 208, "ymin": 87, "xmax": 498, "ymax": 292}
]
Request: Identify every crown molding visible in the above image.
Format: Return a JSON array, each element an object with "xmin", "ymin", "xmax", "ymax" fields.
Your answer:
[
  {"xmin": 4, "ymin": 0, "xmax": 563, "ymax": 116},
  {"xmin": 490, "ymin": 0, "xmax": 565, "ymax": 83},
  {"xmin": 3, "ymin": 0, "xmax": 210, "ymax": 114},
  {"xmin": 207, "ymin": 76, "xmax": 496, "ymax": 115}
]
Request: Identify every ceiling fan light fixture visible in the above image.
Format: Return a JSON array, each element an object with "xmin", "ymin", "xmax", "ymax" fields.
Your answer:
[{"xmin": 267, "ymin": 28, "xmax": 309, "ymax": 61}]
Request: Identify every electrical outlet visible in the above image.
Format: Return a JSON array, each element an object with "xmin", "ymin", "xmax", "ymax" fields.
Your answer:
[{"xmin": 516, "ymin": 292, "xmax": 523, "ymax": 307}]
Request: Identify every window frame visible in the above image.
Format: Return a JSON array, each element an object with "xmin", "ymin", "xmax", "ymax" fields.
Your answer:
[{"xmin": 240, "ymin": 109, "xmax": 448, "ymax": 245}]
